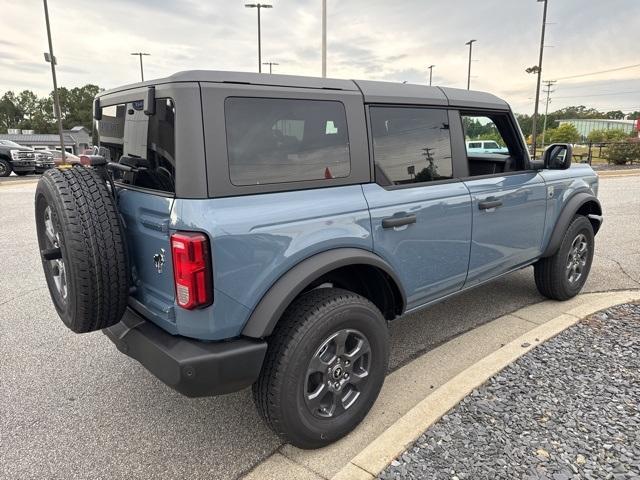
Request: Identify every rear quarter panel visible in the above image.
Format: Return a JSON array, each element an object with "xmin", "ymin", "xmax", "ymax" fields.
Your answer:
[{"xmin": 170, "ymin": 186, "xmax": 372, "ymax": 340}]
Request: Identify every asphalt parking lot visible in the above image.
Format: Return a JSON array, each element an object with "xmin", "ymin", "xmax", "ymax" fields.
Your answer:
[{"xmin": 1, "ymin": 175, "xmax": 638, "ymax": 480}]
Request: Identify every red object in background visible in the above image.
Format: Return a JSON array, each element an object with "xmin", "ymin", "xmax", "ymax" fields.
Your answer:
[
  {"xmin": 636, "ymin": 119, "xmax": 640, "ymax": 131},
  {"xmin": 324, "ymin": 167, "xmax": 333, "ymax": 179}
]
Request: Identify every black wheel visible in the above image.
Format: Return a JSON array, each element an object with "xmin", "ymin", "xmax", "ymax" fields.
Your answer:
[
  {"xmin": 0, "ymin": 159, "xmax": 11, "ymax": 177},
  {"xmin": 534, "ymin": 215, "xmax": 594, "ymax": 300},
  {"xmin": 35, "ymin": 166, "xmax": 130, "ymax": 333},
  {"xmin": 15, "ymin": 171, "xmax": 31, "ymax": 176},
  {"xmin": 253, "ymin": 288, "xmax": 389, "ymax": 449}
]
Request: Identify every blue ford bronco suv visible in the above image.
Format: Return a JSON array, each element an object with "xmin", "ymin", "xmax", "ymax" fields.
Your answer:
[{"xmin": 35, "ymin": 71, "xmax": 602, "ymax": 449}]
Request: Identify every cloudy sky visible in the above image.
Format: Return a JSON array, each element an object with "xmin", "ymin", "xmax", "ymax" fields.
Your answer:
[{"xmin": 1, "ymin": 0, "xmax": 639, "ymax": 114}]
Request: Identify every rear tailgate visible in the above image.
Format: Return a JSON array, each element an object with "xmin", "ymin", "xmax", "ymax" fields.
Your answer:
[{"xmin": 118, "ymin": 189, "xmax": 176, "ymax": 330}]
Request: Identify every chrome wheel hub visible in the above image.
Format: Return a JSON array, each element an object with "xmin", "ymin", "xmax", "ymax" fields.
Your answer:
[
  {"xmin": 566, "ymin": 233, "xmax": 588, "ymax": 285},
  {"xmin": 304, "ymin": 328, "xmax": 371, "ymax": 419},
  {"xmin": 43, "ymin": 206, "xmax": 67, "ymax": 301}
]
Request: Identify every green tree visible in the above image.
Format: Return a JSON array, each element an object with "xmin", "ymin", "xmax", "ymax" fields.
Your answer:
[
  {"xmin": 604, "ymin": 110, "xmax": 625, "ymax": 120},
  {"xmin": 548, "ymin": 123, "xmax": 580, "ymax": 143},
  {"xmin": 0, "ymin": 91, "xmax": 23, "ymax": 132},
  {"xmin": 57, "ymin": 84, "xmax": 101, "ymax": 130}
]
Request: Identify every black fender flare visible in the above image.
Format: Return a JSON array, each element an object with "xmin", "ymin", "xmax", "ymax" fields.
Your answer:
[
  {"xmin": 542, "ymin": 192, "xmax": 602, "ymax": 258},
  {"xmin": 241, "ymin": 248, "xmax": 406, "ymax": 339}
]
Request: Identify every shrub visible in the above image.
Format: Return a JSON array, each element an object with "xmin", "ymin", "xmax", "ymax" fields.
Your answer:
[{"xmin": 606, "ymin": 139, "xmax": 640, "ymax": 165}]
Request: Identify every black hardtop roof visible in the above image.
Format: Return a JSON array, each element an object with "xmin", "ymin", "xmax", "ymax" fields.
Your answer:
[{"xmin": 98, "ymin": 70, "xmax": 509, "ymax": 110}]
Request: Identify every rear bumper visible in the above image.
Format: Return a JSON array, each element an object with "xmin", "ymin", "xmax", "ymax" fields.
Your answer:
[{"xmin": 103, "ymin": 307, "xmax": 268, "ymax": 397}]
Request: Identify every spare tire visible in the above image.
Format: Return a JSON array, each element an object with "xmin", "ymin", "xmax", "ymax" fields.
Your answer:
[{"xmin": 35, "ymin": 166, "xmax": 129, "ymax": 333}]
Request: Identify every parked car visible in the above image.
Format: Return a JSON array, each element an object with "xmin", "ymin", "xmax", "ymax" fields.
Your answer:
[
  {"xmin": 466, "ymin": 139, "xmax": 510, "ymax": 154},
  {"xmin": 35, "ymin": 71, "xmax": 602, "ymax": 449},
  {"xmin": 35, "ymin": 151, "xmax": 55, "ymax": 173},
  {"xmin": 0, "ymin": 139, "xmax": 36, "ymax": 176}
]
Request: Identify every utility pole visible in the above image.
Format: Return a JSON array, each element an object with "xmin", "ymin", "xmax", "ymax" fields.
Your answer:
[
  {"xmin": 540, "ymin": 80, "xmax": 556, "ymax": 149},
  {"xmin": 465, "ymin": 40, "xmax": 476, "ymax": 90},
  {"xmin": 322, "ymin": 0, "xmax": 327, "ymax": 77},
  {"xmin": 130, "ymin": 52, "xmax": 150, "ymax": 82},
  {"xmin": 427, "ymin": 65, "xmax": 435, "ymax": 86},
  {"xmin": 262, "ymin": 61, "xmax": 279, "ymax": 74},
  {"xmin": 245, "ymin": 3, "xmax": 273, "ymax": 73},
  {"xmin": 530, "ymin": 0, "xmax": 549, "ymax": 159},
  {"xmin": 42, "ymin": 0, "xmax": 66, "ymax": 162}
]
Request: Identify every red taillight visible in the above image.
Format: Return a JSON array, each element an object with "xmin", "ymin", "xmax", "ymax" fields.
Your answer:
[{"xmin": 170, "ymin": 232, "xmax": 213, "ymax": 310}]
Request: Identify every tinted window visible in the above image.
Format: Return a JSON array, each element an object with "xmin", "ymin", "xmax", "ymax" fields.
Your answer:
[
  {"xmin": 370, "ymin": 107, "xmax": 453, "ymax": 186},
  {"xmin": 98, "ymin": 98, "xmax": 176, "ymax": 193},
  {"xmin": 225, "ymin": 97, "xmax": 350, "ymax": 186},
  {"xmin": 461, "ymin": 113, "xmax": 524, "ymax": 176}
]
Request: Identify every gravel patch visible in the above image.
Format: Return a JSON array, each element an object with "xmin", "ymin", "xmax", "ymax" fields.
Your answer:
[{"xmin": 379, "ymin": 303, "xmax": 640, "ymax": 480}]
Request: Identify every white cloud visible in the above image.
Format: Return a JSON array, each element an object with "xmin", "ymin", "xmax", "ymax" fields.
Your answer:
[{"xmin": 0, "ymin": 0, "xmax": 638, "ymax": 114}]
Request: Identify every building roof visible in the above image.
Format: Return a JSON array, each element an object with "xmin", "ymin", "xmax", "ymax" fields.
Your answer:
[
  {"xmin": 559, "ymin": 118, "xmax": 635, "ymax": 125},
  {"xmin": 0, "ymin": 133, "xmax": 76, "ymax": 145},
  {"xmin": 98, "ymin": 70, "xmax": 509, "ymax": 110}
]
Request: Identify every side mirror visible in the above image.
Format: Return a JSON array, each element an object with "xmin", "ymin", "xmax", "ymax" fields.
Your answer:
[{"xmin": 542, "ymin": 143, "xmax": 572, "ymax": 170}]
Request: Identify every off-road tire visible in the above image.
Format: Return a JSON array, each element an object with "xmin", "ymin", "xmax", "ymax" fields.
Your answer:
[
  {"xmin": 253, "ymin": 288, "xmax": 389, "ymax": 449},
  {"xmin": 534, "ymin": 215, "xmax": 594, "ymax": 301},
  {"xmin": 35, "ymin": 165, "xmax": 129, "ymax": 333},
  {"xmin": 0, "ymin": 159, "xmax": 11, "ymax": 177}
]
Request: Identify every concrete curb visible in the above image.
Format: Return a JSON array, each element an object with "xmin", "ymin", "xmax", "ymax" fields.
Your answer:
[
  {"xmin": 243, "ymin": 290, "xmax": 640, "ymax": 480},
  {"xmin": 596, "ymin": 169, "xmax": 640, "ymax": 177},
  {"xmin": 332, "ymin": 290, "xmax": 640, "ymax": 479}
]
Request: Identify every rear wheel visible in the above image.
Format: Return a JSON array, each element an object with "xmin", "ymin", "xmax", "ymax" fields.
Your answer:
[
  {"xmin": 253, "ymin": 288, "xmax": 389, "ymax": 449},
  {"xmin": 534, "ymin": 215, "xmax": 594, "ymax": 300},
  {"xmin": 35, "ymin": 166, "xmax": 130, "ymax": 333},
  {"xmin": 0, "ymin": 159, "xmax": 11, "ymax": 177}
]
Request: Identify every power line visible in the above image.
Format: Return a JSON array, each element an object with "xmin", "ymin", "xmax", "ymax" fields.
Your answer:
[
  {"xmin": 552, "ymin": 63, "xmax": 640, "ymax": 81},
  {"xmin": 553, "ymin": 90, "xmax": 640, "ymax": 99}
]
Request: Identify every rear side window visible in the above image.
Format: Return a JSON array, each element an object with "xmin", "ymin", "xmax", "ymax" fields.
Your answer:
[
  {"xmin": 225, "ymin": 97, "xmax": 350, "ymax": 186},
  {"xmin": 98, "ymin": 98, "xmax": 175, "ymax": 193},
  {"xmin": 370, "ymin": 107, "xmax": 453, "ymax": 186}
]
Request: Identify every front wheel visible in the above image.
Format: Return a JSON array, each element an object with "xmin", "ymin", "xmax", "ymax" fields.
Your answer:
[
  {"xmin": 534, "ymin": 215, "xmax": 595, "ymax": 300},
  {"xmin": 0, "ymin": 159, "xmax": 11, "ymax": 177},
  {"xmin": 253, "ymin": 288, "xmax": 389, "ymax": 449}
]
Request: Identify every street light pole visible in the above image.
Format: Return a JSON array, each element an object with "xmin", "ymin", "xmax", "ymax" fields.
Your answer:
[
  {"xmin": 465, "ymin": 40, "xmax": 476, "ymax": 90},
  {"xmin": 42, "ymin": 0, "xmax": 66, "ymax": 162},
  {"xmin": 130, "ymin": 52, "xmax": 150, "ymax": 82},
  {"xmin": 540, "ymin": 80, "xmax": 556, "ymax": 149},
  {"xmin": 322, "ymin": 0, "xmax": 327, "ymax": 77},
  {"xmin": 531, "ymin": 0, "xmax": 549, "ymax": 159},
  {"xmin": 427, "ymin": 65, "xmax": 435, "ymax": 86},
  {"xmin": 245, "ymin": 3, "xmax": 273, "ymax": 73},
  {"xmin": 262, "ymin": 61, "xmax": 279, "ymax": 74}
]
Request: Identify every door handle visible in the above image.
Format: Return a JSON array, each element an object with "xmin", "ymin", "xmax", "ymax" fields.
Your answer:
[
  {"xmin": 382, "ymin": 214, "xmax": 417, "ymax": 229},
  {"xmin": 478, "ymin": 197, "xmax": 503, "ymax": 210}
]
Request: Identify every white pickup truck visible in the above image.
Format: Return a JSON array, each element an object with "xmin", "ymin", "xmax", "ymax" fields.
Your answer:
[{"xmin": 466, "ymin": 140, "xmax": 509, "ymax": 154}]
